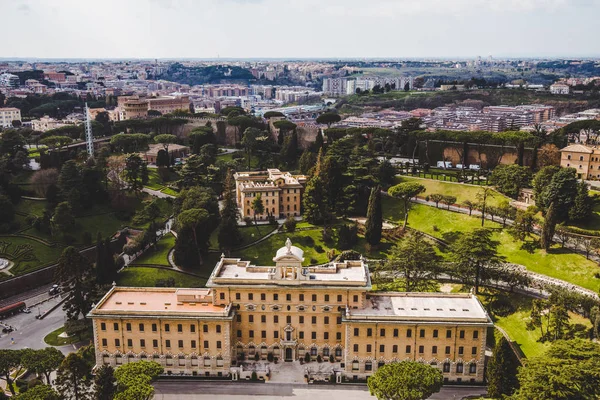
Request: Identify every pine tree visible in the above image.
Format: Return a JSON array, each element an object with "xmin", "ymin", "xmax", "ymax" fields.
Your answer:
[
  {"xmin": 54, "ymin": 246, "xmax": 94, "ymax": 320},
  {"xmin": 55, "ymin": 352, "xmax": 93, "ymax": 400},
  {"xmin": 94, "ymin": 365, "xmax": 116, "ymax": 400},
  {"xmin": 486, "ymin": 337, "xmax": 520, "ymax": 398},
  {"xmin": 365, "ymin": 185, "xmax": 383, "ymax": 246}
]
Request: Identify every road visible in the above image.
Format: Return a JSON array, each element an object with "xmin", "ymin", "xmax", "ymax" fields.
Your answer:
[
  {"xmin": 153, "ymin": 381, "xmax": 487, "ymax": 399},
  {"xmin": 0, "ymin": 295, "xmax": 72, "ymax": 354}
]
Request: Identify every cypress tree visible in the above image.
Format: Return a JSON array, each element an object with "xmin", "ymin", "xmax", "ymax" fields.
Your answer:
[
  {"xmin": 365, "ymin": 185, "xmax": 383, "ymax": 246},
  {"xmin": 218, "ymin": 170, "xmax": 242, "ymax": 253},
  {"xmin": 104, "ymin": 237, "xmax": 117, "ymax": 283},
  {"xmin": 302, "ymin": 149, "xmax": 329, "ymax": 224},
  {"xmin": 94, "ymin": 233, "xmax": 106, "ymax": 284},
  {"xmin": 486, "ymin": 337, "xmax": 520, "ymax": 398}
]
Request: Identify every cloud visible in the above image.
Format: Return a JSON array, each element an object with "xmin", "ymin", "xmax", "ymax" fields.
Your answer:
[{"xmin": 16, "ymin": 3, "xmax": 31, "ymax": 14}]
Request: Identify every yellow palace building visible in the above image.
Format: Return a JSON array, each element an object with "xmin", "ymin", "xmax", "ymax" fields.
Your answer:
[{"xmin": 89, "ymin": 239, "xmax": 492, "ymax": 383}]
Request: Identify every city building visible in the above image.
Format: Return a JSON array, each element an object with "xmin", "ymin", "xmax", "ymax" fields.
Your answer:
[
  {"xmin": 89, "ymin": 240, "xmax": 492, "ymax": 383},
  {"xmin": 118, "ymin": 96, "xmax": 149, "ymax": 120},
  {"xmin": 147, "ymin": 95, "xmax": 191, "ymax": 114},
  {"xmin": 559, "ymin": 143, "xmax": 600, "ymax": 179},
  {"xmin": 0, "ymin": 107, "xmax": 22, "ymax": 128},
  {"xmin": 30, "ymin": 115, "xmax": 78, "ymax": 132},
  {"xmin": 234, "ymin": 169, "xmax": 306, "ymax": 219},
  {"xmin": 0, "ymin": 73, "xmax": 19, "ymax": 88},
  {"xmin": 141, "ymin": 143, "xmax": 189, "ymax": 164},
  {"xmin": 550, "ymin": 83, "xmax": 570, "ymax": 95}
]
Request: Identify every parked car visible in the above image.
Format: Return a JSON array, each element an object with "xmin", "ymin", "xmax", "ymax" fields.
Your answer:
[
  {"xmin": 21, "ymin": 308, "xmax": 31, "ymax": 314},
  {"xmin": 49, "ymin": 284, "xmax": 60, "ymax": 295},
  {"xmin": 469, "ymin": 164, "xmax": 481, "ymax": 170}
]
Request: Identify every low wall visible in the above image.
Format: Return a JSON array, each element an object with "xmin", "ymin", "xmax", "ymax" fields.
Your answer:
[{"xmin": 0, "ymin": 239, "xmax": 121, "ymax": 301}]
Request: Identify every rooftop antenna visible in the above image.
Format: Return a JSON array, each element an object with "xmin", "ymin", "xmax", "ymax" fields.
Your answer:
[{"xmin": 84, "ymin": 102, "xmax": 94, "ymax": 159}]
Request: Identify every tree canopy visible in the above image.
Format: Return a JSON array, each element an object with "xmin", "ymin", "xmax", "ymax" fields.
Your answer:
[{"xmin": 367, "ymin": 361, "xmax": 443, "ymax": 400}]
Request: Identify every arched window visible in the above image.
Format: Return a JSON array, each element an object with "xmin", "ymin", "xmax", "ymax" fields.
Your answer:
[
  {"xmin": 249, "ymin": 345, "xmax": 256, "ymax": 355},
  {"xmin": 469, "ymin": 363, "xmax": 477, "ymax": 374},
  {"xmin": 378, "ymin": 361, "xmax": 385, "ymax": 368},
  {"xmin": 204, "ymin": 357, "xmax": 211, "ymax": 367},
  {"xmin": 216, "ymin": 356, "xmax": 224, "ymax": 367},
  {"xmin": 365, "ymin": 361, "xmax": 372, "ymax": 371},
  {"xmin": 323, "ymin": 348, "xmax": 330, "ymax": 357},
  {"xmin": 335, "ymin": 348, "xmax": 342, "ymax": 357},
  {"xmin": 166, "ymin": 355, "xmax": 173, "ymax": 366},
  {"xmin": 236, "ymin": 345, "xmax": 244, "ymax": 356},
  {"xmin": 443, "ymin": 362, "xmax": 450, "ymax": 372},
  {"xmin": 352, "ymin": 360, "xmax": 359, "ymax": 371},
  {"xmin": 310, "ymin": 347, "xmax": 317, "ymax": 356},
  {"xmin": 191, "ymin": 355, "xmax": 199, "ymax": 366},
  {"xmin": 178, "ymin": 355, "xmax": 186, "ymax": 366},
  {"xmin": 456, "ymin": 363, "xmax": 463, "ymax": 373}
]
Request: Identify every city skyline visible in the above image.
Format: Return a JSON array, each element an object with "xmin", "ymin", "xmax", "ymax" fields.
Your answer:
[{"xmin": 3, "ymin": 0, "xmax": 600, "ymax": 59}]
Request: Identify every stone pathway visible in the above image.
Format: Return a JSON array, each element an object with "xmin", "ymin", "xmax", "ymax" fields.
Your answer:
[{"xmin": 267, "ymin": 361, "xmax": 307, "ymax": 384}]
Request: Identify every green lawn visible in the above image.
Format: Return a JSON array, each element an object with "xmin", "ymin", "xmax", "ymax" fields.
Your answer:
[
  {"xmin": 130, "ymin": 233, "xmax": 175, "ymax": 266},
  {"xmin": 382, "ymin": 196, "xmax": 600, "ymax": 292},
  {"xmin": 233, "ymin": 225, "xmax": 396, "ymax": 266},
  {"xmin": 209, "ymin": 224, "xmax": 275, "ymax": 250},
  {"xmin": 15, "ymin": 198, "xmax": 47, "ymax": 216},
  {"xmin": 482, "ymin": 292, "xmax": 592, "ymax": 358},
  {"xmin": 233, "ymin": 230, "xmax": 330, "ymax": 265},
  {"xmin": 44, "ymin": 325, "xmax": 92, "ymax": 346},
  {"xmin": 394, "ymin": 176, "xmax": 507, "ymax": 207},
  {"xmin": 217, "ymin": 151, "xmax": 260, "ymax": 169},
  {"xmin": 0, "ymin": 235, "xmax": 65, "ymax": 275},
  {"xmin": 117, "ymin": 267, "xmax": 207, "ymax": 287},
  {"xmin": 145, "ymin": 168, "xmax": 179, "ymax": 191}
]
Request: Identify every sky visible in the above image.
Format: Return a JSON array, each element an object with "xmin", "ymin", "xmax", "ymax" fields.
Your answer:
[{"xmin": 2, "ymin": 0, "xmax": 600, "ymax": 59}]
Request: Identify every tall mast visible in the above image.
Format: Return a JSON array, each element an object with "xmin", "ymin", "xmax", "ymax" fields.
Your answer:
[{"xmin": 84, "ymin": 102, "xmax": 94, "ymax": 158}]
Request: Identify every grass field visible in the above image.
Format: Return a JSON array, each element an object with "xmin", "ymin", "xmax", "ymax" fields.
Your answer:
[
  {"xmin": 209, "ymin": 224, "xmax": 275, "ymax": 250},
  {"xmin": 394, "ymin": 176, "xmax": 506, "ymax": 207},
  {"xmin": 44, "ymin": 326, "xmax": 92, "ymax": 346},
  {"xmin": 145, "ymin": 168, "xmax": 179, "ymax": 191},
  {"xmin": 0, "ymin": 235, "xmax": 65, "ymax": 275},
  {"xmin": 382, "ymin": 196, "xmax": 600, "ymax": 292},
  {"xmin": 483, "ymin": 292, "xmax": 592, "ymax": 358},
  {"xmin": 566, "ymin": 201, "xmax": 600, "ymax": 232},
  {"xmin": 130, "ymin": 233, "xmax": 175, "ymax": 266},
  {"xmin": 117, "ymin": 266, "xmax": 207, "ymax": 287},
  {"xmin": 14, "ymin": 198, "xmax": 47, "ymax": 216}
]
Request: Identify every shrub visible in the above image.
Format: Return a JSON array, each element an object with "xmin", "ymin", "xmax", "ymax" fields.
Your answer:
[
  {"xmin": 304, "ymin": 352, "xmax": 311, "ymax": 363},
  {"xmin": 432, "ymin": 225, "xmax": 439, "ymax": 232},
  {"xmin": 338, "ymin": 250, "xmax": 361, "ymax": 262},
  {"xmin": 267, "ymin": 353, "xmax": 274, "ymax": 362},
  {"xmin": 254, "ymin": 353, "xmax": 260, "ymax": 361},
  {"xmin": 243, "ymin": 216, "xmax": 253, "ymax": 226},
  {"xmin": 314, "ymin": 244, "xmax": 324, "ymax": 253},
  {"xmin": 300, "ymin": 236, "xmax": 315, "ymax": 247},
  {"xmin": 330, "ymin": 373, "xmax": 336, "ymax": 383},
  {"xmin": 322, "ymin": 227, "xmax": 334, "ymax": 244},
  {"xmin": 268, "ymin": 215, "xmax": 277, "ymax": 225},
  {"xmin": 317, "ymin": 355, "xmax": 322, "ymax": 363},
  {"xmin": 329, "ymin": 354, "xmax": 334, "ymax": 363},
  {"xmin": 284, "ymin": 216, "xmax": 297, "ymax": 232},
  {"xmin": 327, "ymin": 249, "xmax": 337, "ymax": 261},
  {"xmin": 63, "ymin": 234, "xmax": 76, "ymax": 245},
  {"xmin": 251, "ymin": 371, "xmax": 258, "ymax": 381},
  {"xmin": 310, "ymin": 258, "xmax": 318, "ymax": 264}
]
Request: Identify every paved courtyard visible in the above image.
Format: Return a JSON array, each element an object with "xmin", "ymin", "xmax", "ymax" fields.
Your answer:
[{"xmin": 153, "ymin": 381, "xmax": 487, "ymax": 399}]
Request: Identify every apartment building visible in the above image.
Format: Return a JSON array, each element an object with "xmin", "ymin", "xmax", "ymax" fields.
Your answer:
[
  {"xmin": 550, "ymin": 83, "xmax": 570, "ymax": 95},
  {"xmin": 560, "ymin": 143, "xmax": 600, "ymax": 179},
  {"xmin": 89, "ymin": 240, "xmax": 492, "ymax": 383},
  {"xmin": 0, "ymin": 107, "xmax": 22, "ymax": 128},
  {"xmin": 234, "ymin": 169, "xmax": 306, "ymax": 219}
]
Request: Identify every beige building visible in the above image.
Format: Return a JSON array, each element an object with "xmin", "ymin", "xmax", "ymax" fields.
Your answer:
[
  {"xmin": 560, "ymin": 143, "xmax": 600, "ymax": 179},
  {"xmin": 90, "ymin": 240, "xmax": 492, "ymax": 383},
  {"xmin": 234, "ymin": 169, "xmax": 306, "ymax": 220},
  {"xmin": 141, "ymin": 143, "xmax": 189, "ymax": 164},
  {"xmin": 0, "ymin": 107, "xmax": 22, "ymax": 128},
  {"xmin": 118, "ymin": 96, "xmax": 149, "ymax": 120}
]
